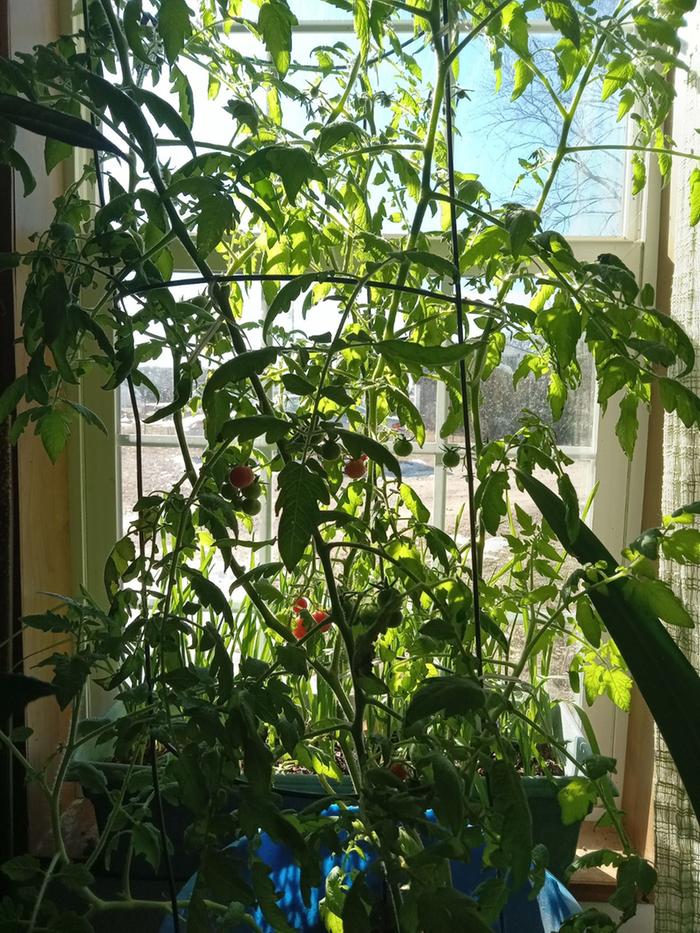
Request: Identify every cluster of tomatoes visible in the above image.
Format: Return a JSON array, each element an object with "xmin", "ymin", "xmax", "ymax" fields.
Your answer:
[
  {"xmin": 228, "ymin": 451, "xmax": 371, "ymax": 495},
  {"xmin": 291, "ymin": 596, "xmax": 331, "ymax": 640},
  {"xmin": 225, "ymin": 464, "xmax": 263, "ymax": 515}
]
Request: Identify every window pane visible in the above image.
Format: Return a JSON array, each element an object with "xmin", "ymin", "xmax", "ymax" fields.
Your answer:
[
  {"xmin": 120, "ymin": 444, "xmax": 269, "ymax": 581},
  {"xmin": 455, "ymin": 37, "xmax": 625, "ymax": 236},
  {"xmin": 120, "ymin": 444, "xmax": 189, "ymax": 530},
  {"xmin": 445, "ymin": 353, "xmax": 596, "ymax": 451},
  {"xmin": 119, "ymin": 283, "xmax": 266, "ymax": 438},
  {"xmin": 444, "ymin": 459, "xmax": 594, "ymax": 549}
]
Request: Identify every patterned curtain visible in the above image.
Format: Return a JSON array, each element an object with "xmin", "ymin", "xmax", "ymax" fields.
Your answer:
[{"xmin": 654, "ymin": 12, "xmax": 700, "ymax": 931}]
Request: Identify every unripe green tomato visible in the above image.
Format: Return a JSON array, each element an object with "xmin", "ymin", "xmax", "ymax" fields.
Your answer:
[
  {"xmin": 377, "ymin": 586, "xmax": 401, "ymax": 609},
  {"xmin": 221, "ymin": 483, "xmax": 237, "ymax": 501},
  {"xmin": 442, "ymin": 446, "xmax": 461, "ymax": 468},
  {"xmin": 319, "ymin": 439, "xmax": 342, "ymax": 461},
  {"xmin": 241, "ymin": 498, "xmax": 262, "ymax": 516},
  {"xmin": 359, "ymin": 607, "xmax": 378, "ymax": 627},
  {"xmin": 383, "ymin": 608, "xmax": 403, "ymax": 628},
  {"xmin": 393, "ymin": 436, "xmax": 413, "ymax": 457},
  {"xmin": 242, "ymin": 480, "xmax": 263, "ymax": 500}
]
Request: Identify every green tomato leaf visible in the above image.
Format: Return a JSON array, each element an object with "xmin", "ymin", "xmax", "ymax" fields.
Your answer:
[
  {"xmin": 0, "ymin": 94, "xmax": 124, "ymax": 157},
  {"xmin": 354, "ymin": 0, "xmax": 370, "ymax": 62},
  {"xmin": 37, "ymin": 410, "xmax": 71, "ymax": 463},
  {"xmin": 263, "ymin": 272, "xmax": 323, "ymax": 343},
  {"xmin": 68, "ymin": 761, "xmax": 108, "ymax": 796},
  {"xmin": 157, "ymin": 0, "xmax": 192, "ymax": 64},
  {"xmin": 400, "ymin": 483, "xmax": 430, "ymax": 522},
  {"xmin": 203, "ymin": 348, "xmax": 278, "ymax": 409},
  {"xmin": 45, "ymin": 137, "xmax": 73, "ymax": 174},
  {"xmin": 398, "ymin": 249, "xmax": 455, "ymax": 279},
  {"xmin": 251, "ymin": 858, "xmax": 295, "ymax": 932},
  {"xmin": 282, "ymin": 373, "xmax": 315, "ymax": 395},
  {"xmin": 133, "ymin": 823, "xmax": 161, "ymax": 870},
  {"xmin": 662, "ymin": 527, "xmax": 700, "ymax": 564},
  {"xmin": 490, "ymin": 758, "xmax": 533, "ymax": 887},
  {"xmin": 548, "ymin": 372, "xmax": 567, "ymax": 420},
  {"xmin": 576, "ymin": 599, "xmax": 602, "ymax": 648},
  {"xmin": 690, "ymin": 167, "xmax": 700, "ymax": 226},
  {"xmin": 405, "ymin": 675, "xmax": 484, "ymax": 726},
  {"xmin": 240, "ymin": 145, "xmax": 325, "ymax": 204},
  {"xmin": 659, "ymin": 377, "xmax": 700, "ymax": 428},
  {"xmin": 557, "ymin": 777, "xmax": 597, "ymax": 825},
  {"xmin": 623, "ymin": 576, "xmax": 694, "ymax": 628},
  {"xmin": 317, "ymin": 120, "xmax": 367, "ymax": 155},
  {"xmin": 47, "ymin": 655, "xmax": 92, "ymax": 709},
  {"xmin": 543, "ymin": 0, "xmax": 581, "ymax": 46},
  {"xmin": 507, "ymin": 208, "xmax": 540, "ymax": 255},
  {"xmin": 258, "ymin": 1, "xmax": 297, "ymax": 77},
  {"xmin": 342, "ymin": 875, "xmax": 370, "ymax": 932},
  {"xmin": 477, "ymin": 468, "xmax": 509, "ymax": 535},
  {"xmin": 1, "ymin": 854, "xmax": 42, "ymax": 883},
  {"xmin": 196, "ymin": 192, "xmax": 234, "ymax": 257},
  {"xmin": 184, "ymin": 567, "xmax": 235, "ymax": 629},
  {"xmin": 375, "ymin": 339, "xmax": 478, "ymax": 367},
  {"xmin": 631, "ymin": 154, "xmax": 646, "ymax": 195},
  {"xmin": 124, "ymin": 0, "xmax": 157, "ymax": 65},
  {"xmin": 536, "ymin": 299, "xmax": 580, "ymax": 369},
  {"xmin": 129, "ymin": 87, "xmax": 196, "ymax": 156},
  {"xmin": 431, "ymin": 752, "xmax": 464, "ymax": 835},
  {"xmin": 615, "ymin": 393, "xmax": 639, "ymax": 458},
  {"xmin": 226, "ymin": 99, "xmax": 260, "ymax": 135},
  {"xmin": 219, "ymin": 415, "xmax": 291, "ymax": 443},
  {"xmin": 582, "ymin": 754, "xmax": 617, "ymax": 781},
  {"xmin": 277, "ymin": 644, "xmax": 308, "ymax": 676},
  {"xmin": 143, "ymin": 371, "xmax": 193, "ymax": 424},
  {"xmin": 276, "ymin": 461, "xmax": 329, "ymax": 570},
  {"xmin": 512, "ymin": 59, "xmax": 534, "ymax": 101}
]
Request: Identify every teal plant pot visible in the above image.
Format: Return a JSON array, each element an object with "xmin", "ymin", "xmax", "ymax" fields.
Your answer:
[
  {"xmin": 71, "ymin": 765, "xmax": 582, "ymax": 882},
  {"xmin": 261, "ymin": 771, "xmax": 583, "ymax": 879},
  {"xmin": 521, "ymin": 775, "xmax": 583, "ymax": 879}
]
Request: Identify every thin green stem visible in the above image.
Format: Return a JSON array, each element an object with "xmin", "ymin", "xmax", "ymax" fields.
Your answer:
[
  {"xmin": 565, "ymin": 143, "xmax": 699, "ymax": 162},
  {"xmin": 27, "ymin": 853, "xmax": 61, "ymax": 933},
  {"xmin": 444, "ymin": 0, "xmax": 514, "ymax": 69}
]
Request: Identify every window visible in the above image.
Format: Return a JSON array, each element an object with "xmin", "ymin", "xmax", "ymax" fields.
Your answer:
[{"xmin": 63, "ymin": 1, "xmax": 662, "ymax": 796}]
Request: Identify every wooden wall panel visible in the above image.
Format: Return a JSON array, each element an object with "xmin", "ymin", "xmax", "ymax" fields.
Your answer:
[{"xmin": 9, "ymin": 0, "xmax": 76, "ymax": 851}]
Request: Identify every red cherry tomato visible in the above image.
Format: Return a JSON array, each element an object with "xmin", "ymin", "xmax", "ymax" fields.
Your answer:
[
  {"xmin": 389, "ymin": 761, "xmax": 409, "ymax": 781},
  {"xmin": 229, "ymin": 465, "xmax": 256, "ymax": 489},
  {"xmin": 312, "ymin": 610, "xmax": 331, "ymax": 632},
  {"xmin": 292, "ymin": 619, "xmax": 307, "ymax": 640},
  {"xmin": 293, "ymin": 596, "xmax": 309, "ymax": 614},
  {"xmin": 344, "ymin": 458, "xmax": 367, "ymax": 479}
]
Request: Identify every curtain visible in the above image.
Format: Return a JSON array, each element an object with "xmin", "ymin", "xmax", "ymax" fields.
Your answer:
[{"xmin": 654, "ymin": 11, "xmax": 700, "ymax": 931}]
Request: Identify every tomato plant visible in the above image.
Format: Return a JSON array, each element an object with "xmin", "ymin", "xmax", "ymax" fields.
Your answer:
[{"xmin": 0, "ymin": 0, "xmax": 699, "ymax": 930}]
